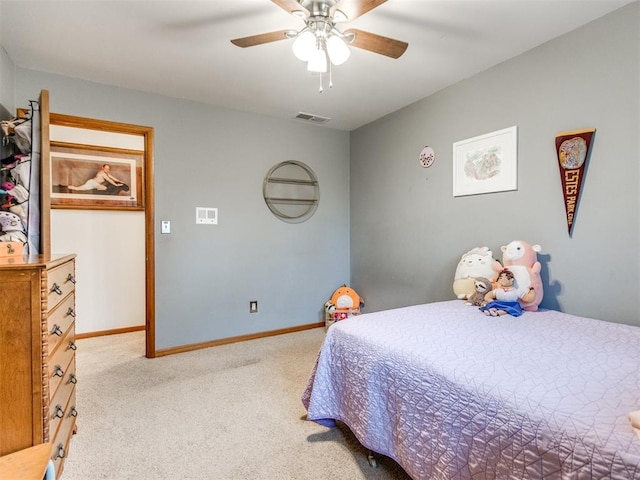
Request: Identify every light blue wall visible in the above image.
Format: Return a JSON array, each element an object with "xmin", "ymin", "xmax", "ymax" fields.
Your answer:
[
  {"xmin": 2, "ymin": 3, "xmax": 638, "ymax": 348},
  {"xmin": 350, "ymin": 3, "xmax": 639, "ymax": 325},
  {"xmin": 0, "ymin": 0, "xmax": 11, "ymax": 119},
  {"xmin": 0, "ymin": 45, "xmax": 15, "ymax": 121},
  {"xmin": 12, "ymin": 71, "xmax": 350, "ymax": 349}
]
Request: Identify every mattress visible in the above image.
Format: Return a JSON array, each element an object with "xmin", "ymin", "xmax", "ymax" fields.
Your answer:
[{"xmin": 302, "ymin": 300, "xmax": 640, "ymax": 479}]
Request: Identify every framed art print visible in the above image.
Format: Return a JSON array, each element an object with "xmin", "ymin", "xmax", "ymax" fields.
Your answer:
[
  {"xmin": 50, "ymin": 142, "xmax": 144, "ymax": 210},
  {"xmin": 452, "ymin": 126, "xmax": 518, "ymax": 197}
]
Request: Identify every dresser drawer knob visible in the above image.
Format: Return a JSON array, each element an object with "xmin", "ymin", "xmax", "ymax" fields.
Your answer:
[
  {"xmin": 53, "ymin": 365, "xmax": 65, "ymax": 377},
  {"xmin": 51, "ymin": 324, "xmax": 64, "ymax": 336},
  {"xmin": 66, "ymin": 273, "xmax": 76, "ymax": 284},
  {"xmin": 50, "ymin": 283, "xmax": 63, "ymax": 295},
  {"xmin": 53, "ymin": 405, "xmax": 65, "ymax": 419},
  {"xmin": 66, "ymin": 307, "xmax": 76, "ymax": 318},
  {"xmin": 68, "ymin": 341, "xmax": 77, "ymax": 351},
  {"xmin": 69, "ymin": 373, "xmax": 78, "ymax": 385},
  {"xmin": 54, "ymin": 444, "xmax": 66, "ymax": 460},
  {"xmin": 70, "ymin": 406, "xmax": 78, "ymax": 417}
]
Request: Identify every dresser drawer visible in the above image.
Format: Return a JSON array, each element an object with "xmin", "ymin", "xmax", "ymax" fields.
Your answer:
[
  {"xmin": 51, "ymin": 387, "xmax": 77, "ymax": 479},
  {"xmin": 47, "ymin": 261, "xmax": 76, "ymax": 312},
  {"xmin": 49, "ymin": 360, "xmax": 77, "ymax": 440},
  {"xmin": 47, "ymin": 294, "xmax": 76, "ymax": 356},
  {"xmin": 48, "ymin": 329, "xmax": 76, "ymax": 399}
]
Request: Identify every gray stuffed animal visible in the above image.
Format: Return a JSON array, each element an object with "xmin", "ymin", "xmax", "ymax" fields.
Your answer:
[{"xmin": 465, "ymin": 277, "xmax": 493, "ymax": 307}]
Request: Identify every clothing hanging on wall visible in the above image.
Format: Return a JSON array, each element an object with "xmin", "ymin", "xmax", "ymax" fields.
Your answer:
[{"xmin": 0, "ymin": 100, "xmax": 40, "ymax": 254}]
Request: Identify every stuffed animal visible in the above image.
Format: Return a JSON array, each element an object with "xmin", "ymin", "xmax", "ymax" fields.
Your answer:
[
  {"xmin": 324, "ymin": 285, "xmax": 364, "ymax": 330},
  {"xmin": 480, "ymin": 268, "xmax": 536, "ymax": 316},
  {"xmin": 324, "ymin": 301, "xmax": 337, "ymax": 329},
  {"xmin": 329, "ymin": 284, "xmax": 364, "ymax": 312},
  {"xmin": 499, "ymin": 240, "xmax": 543, "ymax": 311},
  {"xmin": 465, "ymin": 277, "xmax": 493, "ymax": 306},
  {"xmin": 453, "ymin": 247, "xmax": 501, "ymax": 300}
]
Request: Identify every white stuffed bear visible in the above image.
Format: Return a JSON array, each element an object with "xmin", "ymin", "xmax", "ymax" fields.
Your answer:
[{"xmin": 453, "ymin": 247, "xmax": 501, "ymax": 300}]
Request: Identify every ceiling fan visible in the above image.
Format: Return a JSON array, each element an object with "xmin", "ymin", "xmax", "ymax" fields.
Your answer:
[{"xmin": 230, "ymin": 0, "xmax": 408, "ymax": 87}]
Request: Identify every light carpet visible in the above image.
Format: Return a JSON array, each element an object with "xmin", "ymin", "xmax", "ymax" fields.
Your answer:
[{"xmin": 62, "ymin": 329, "xmax": 412, "ymax": 479}]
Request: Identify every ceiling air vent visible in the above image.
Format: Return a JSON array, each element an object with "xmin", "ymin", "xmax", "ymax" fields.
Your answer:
[{"xmin": 294, "ymin": 112, "xmax": 331, "ymax": 124}]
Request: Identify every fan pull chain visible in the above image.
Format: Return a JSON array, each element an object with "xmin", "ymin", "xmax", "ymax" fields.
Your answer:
[
  {"xmin": 329, "ymin": 61, "xmax": 333, "ymax": 89},
  {"xmin": 319, "ymin": 73, "xmax": 323, "ymax": 93}
]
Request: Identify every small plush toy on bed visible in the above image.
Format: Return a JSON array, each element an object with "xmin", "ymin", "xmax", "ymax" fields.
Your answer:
[
  {"xmin": 499, "ymin": 240, "xmax": 543, "ymax": 311},
  {"xmin": 453, "ymin": 247, "xmax": 501, "ymax": 300},
  {"xmin": 465, "ymin": 277, "xmax": 493, "ymax": 307},
  {"xmin": 480, "ymin": 268, "xmax": 535, "ymax": 316}
]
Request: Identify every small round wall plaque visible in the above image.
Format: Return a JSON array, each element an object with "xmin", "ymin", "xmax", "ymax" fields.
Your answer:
[{"xmin": 419, "ymin": 146, "xmax": 435, "ymax": 168}]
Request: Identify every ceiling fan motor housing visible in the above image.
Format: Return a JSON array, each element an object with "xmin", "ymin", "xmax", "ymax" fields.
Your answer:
[{"xmin": 299, "ymin": 1, "xmax": 340, "ymax": 17}]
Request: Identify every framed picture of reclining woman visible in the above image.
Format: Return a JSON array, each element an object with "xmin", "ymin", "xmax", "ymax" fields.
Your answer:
[{"xmin": 50, "ymin": 142, "xmax": 144, "ymax": 210}]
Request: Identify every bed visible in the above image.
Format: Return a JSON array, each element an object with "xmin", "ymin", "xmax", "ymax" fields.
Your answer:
[{"xmin": 302, "ymin": 300, "xmax": 640, "ymax": 479}]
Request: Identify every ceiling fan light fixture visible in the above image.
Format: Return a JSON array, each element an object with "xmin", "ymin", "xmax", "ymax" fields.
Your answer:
[
  {"xmin": 307, "ymin": 47, "xmax": 328, "ymax": 73},
  {"xmin": 327, "ymin": 34, "xmax": 350, "ymax": 65},
  {"xmin": 292, "ymin": 30, "xmax": 316, "ymax": 61}
]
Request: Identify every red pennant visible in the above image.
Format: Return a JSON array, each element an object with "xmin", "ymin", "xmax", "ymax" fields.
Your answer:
[{"xmin": 555, "ymin": 128, "xmax": 595, "ymax": 236}]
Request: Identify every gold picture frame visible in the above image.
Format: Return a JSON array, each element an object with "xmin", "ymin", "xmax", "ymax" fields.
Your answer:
[{"xmin": 50, "ymin": 141, "xmax": 144, "ymax": 210}]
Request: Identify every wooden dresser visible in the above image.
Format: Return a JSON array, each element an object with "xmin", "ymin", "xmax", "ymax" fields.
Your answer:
[{"xmin": 0, "ymin": 254, "xmax": 78, "ymax": 479}]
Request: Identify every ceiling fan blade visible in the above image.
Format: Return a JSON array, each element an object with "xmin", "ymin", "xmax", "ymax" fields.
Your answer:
[
  {"xmin": 231, "ymin": 30, "xmax": 291, "ymax": 48},
  {"xmin": 331, "ymin": 0, "xmax": 387, "ymax": 21},
  {"xmin": 344, "ymin": 28, "xmax": 408, "ymax": 58},
  {"xmin": 271, "ymin": 0, "xmax": 309, "ymax": 16}
]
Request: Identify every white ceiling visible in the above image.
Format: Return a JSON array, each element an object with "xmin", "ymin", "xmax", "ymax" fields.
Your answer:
[{"xmin": 0, "ymin": 0, "xmax": 632, "ymax": 131}]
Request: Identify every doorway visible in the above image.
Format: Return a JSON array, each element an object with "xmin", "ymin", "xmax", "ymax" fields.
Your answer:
[{"xmin": 47, "ymin": 113, "xmax": 156, "ymax": 357}]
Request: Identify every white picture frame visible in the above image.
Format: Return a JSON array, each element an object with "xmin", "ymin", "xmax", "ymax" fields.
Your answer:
[{"xmin": 452, "ymin": 125, "xmax": 518, "ymax": 197}]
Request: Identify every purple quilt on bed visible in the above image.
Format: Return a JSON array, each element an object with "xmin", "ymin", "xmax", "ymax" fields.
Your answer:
[{"xmin": 302, "ymin": 300, "xmax": 640, "ymax": 479}]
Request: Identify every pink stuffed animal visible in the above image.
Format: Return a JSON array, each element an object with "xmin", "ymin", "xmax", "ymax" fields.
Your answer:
[{"xmin": 498, "ymin": 240, "xmax": 543, "ymax": 311}]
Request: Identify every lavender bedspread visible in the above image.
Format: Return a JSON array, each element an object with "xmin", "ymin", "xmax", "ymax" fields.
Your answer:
[{"xmin": 302, "ymin": 301, "xmax": 640, "ymax": 479}]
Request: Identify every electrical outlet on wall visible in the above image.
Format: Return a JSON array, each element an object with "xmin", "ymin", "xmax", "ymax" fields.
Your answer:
[{"xmin": 250, "ymin": 301, "xmax": 258, "ymax": 313}]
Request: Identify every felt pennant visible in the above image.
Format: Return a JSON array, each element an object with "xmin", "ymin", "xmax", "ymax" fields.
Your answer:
[{"xmin": 555, "ymin": 128, "xmax": 595, "ymax": 236}]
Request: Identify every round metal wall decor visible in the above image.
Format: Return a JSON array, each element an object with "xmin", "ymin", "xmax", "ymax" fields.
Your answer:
[{"xmin": 263, "ymin": 160, "xmax": 319, "ymax": 223}]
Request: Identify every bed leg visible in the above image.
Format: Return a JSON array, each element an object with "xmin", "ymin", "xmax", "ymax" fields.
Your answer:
[{"xmin": 367, "ymin": 451, "xmax": 378, "ymax": 468}]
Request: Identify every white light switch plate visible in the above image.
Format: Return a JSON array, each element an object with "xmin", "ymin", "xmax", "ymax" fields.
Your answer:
[{"xmin": 161, "ymin": 220, "xmax": 171, "ymax": 234}]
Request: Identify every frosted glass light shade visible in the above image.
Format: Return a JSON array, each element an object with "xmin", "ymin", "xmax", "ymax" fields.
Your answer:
[
  {"xmin": 292, "ymin": 31, "xmax": 316, "ymax": 61},
  {"xmin": 307, "ymin": 47, "xmax": 328, "ymax": 72},
  {"xmin": 327, "ymin": 35, "xmax": 350, "ymax": 65}
]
